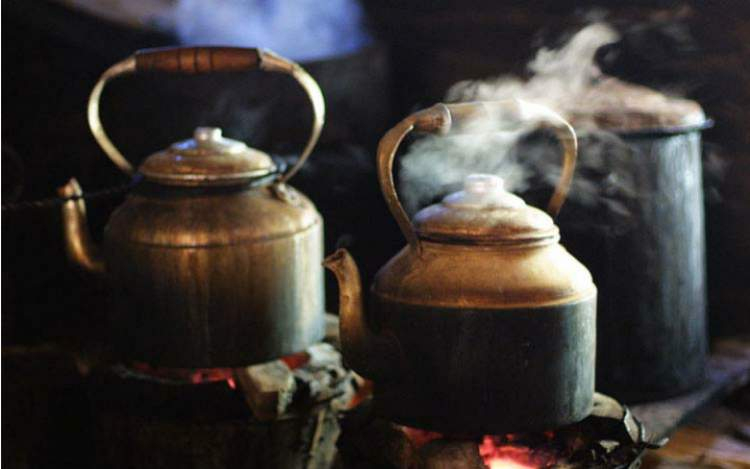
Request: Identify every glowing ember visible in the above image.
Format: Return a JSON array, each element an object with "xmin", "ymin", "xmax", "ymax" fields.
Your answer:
[
  {"xmin": 346, "ymin": 377, "xmax": 373, "ymax": 409},
  {"xmin": 479, "ymin": 436, "xmax": 557, "ymax": 469},
  {"xmin": 485, "ymin": 457, "xmax": 536, "ymax": 469},
  {"xmin": 401, "ymin": 426, "xmax": 445, "ymax": 448},
  {"xmin": 126, "ymin": 348, "xmax": 314, "ymax": 389},
  {"xmin": 399, "ymin": 426, "xmax": 560, "ymax": 468},
  {"xmin": 280, "ymin": 350, "xmax": 311, "ymax": 370},
  {"xmin": 130, "ymin": 362, "xmax": 236, "ymax": 384}
]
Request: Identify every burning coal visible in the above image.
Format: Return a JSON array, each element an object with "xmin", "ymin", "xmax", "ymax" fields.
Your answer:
[
  {"xmin": 117, "ymin": 362, "xmax": 238, "ymax": 388},
  {"xmin": 160, "ymin": 0, "xmax": 371, "ymax": 61},
  {"xmin": 397, "ymin": 23, "xmax": 643, "ymax": 221},
  {"xmin": 399, "ymin": 426, "xmax": 559, "ymax": 469},
  {"xmin": 479, "ymin": 435, "xmax": 557, "ymax": 469}
]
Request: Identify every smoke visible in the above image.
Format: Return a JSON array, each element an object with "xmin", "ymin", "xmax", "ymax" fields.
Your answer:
[
  {"xmin": 399, "ymin": 23, "xmax": 636, "ymax": 219},
  {"xmin": 160, "ymin": 0, "xmax": 371, "ymax": 62}
]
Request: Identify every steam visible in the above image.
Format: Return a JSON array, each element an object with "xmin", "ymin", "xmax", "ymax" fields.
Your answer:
[
  {"xmin": 399, "ymin": 23, "xmax": 634, "ymax": 219},
  {"xmin": 446, "ymin": 22, "xmax": 619, "ymax": 117},
  {"xmin": 160, "ymin": 0, "xmax": 371, "ymax": 62},
  {"xmin": 400, "ymin": 130, "xmax": 530, "ymax": 214}
]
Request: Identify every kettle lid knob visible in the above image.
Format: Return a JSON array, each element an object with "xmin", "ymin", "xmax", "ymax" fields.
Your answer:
[
  {"xmin": 194, "ymin": 127, "xmax": 223, "ymax": 144},
  {"xmin": 412, "ymin": 172, "xmax": 558, "ymax": 244},
  {"xmin": 443, "ymin": 173, "xmax": 525, "ymax": 209},
  {"xmin": 138, "ymin": 126, "xmax": 276, "ymax": 186},
  {"xmin": 464, "ymin": 173, "xmax": 504, "ymax": 195}
]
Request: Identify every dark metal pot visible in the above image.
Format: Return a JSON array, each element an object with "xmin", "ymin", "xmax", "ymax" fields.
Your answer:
[
  {"xmin": 552, "ymin": 79, "xmax": 710, "ymax": 403},
  {"xmin": 325, "ymin": 100, "xmax": 597, "ymax": 434}
]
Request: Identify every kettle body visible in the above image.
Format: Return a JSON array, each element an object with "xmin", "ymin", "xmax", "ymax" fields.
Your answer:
[
  {"xmin": 325, "ymin": 100, "xmax": 596, "ymax": 434},
  {"xmin": 59, "ymin": 47, "xmax": 326, "ymax": 367},
  {"xmin": 103, "ymin": 181, "xmax": 324, "ymax": 367},
  {"xmin": 369, "ymin": 241, "xmax": 595, "ymax": 434}
]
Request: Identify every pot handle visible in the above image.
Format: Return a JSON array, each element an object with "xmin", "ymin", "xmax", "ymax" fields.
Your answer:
[
  {"xmin": 377, "ymin": 99, "xmax": 578, "ymax": 253},
  {"xmin": 87, "ymin": 47, "xmax": 324, "ymax": 183}
]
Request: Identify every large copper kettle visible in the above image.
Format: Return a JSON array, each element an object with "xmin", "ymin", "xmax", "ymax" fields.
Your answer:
[
  {"xmin": 325, "ymin": 100, "xmax": 597, "ymax": 434},
  {"xmin": 59, "ymin": 47, "xmax": 325, "ymax": 367}
]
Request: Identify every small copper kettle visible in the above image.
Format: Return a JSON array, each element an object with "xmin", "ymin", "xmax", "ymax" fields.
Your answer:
[
  {"xmin": 59, "ymin": 47, "xmax": 326, "ymax": 367},
  {"xmin": 325, "ymin": 100, "xmax": 597, "ymax": 434}
]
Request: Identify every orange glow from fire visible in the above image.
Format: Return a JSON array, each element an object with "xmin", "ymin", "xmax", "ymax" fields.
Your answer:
[
  {"xmin": 401, "ymin": 426, "xmax": 445, "ymax": 448},
  {"xmin": 400, "ymin": 426, "xmax": 559, "ymax": 468},
  {"xmin": 280, "ymin": 350, "xmax": 311, "ymax": 369},
  {"xmin": 485, "ymin": 458, "xmax": 536, "ymax": 469},
  {"xmin": 130, "ymin": 348, "xmax": 313, "ymax": 389},
  {"xmin": 479, "ymin": 436, "xmax": 556, "ymax": 469},
  {"xmin": 130, "ymin": 362, "xmax": 238, "ymax": 389}
]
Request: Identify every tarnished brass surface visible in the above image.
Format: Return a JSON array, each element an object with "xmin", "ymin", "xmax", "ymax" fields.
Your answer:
[
  {"xmin": 86, "ymin": 55, "xmax": 136, "ymax": 174},
  {"xmin": 105, "ymin": 183, "xmax": 325, "ymax": 366},
  {"xmin": 412, "ymin": 174, "xmax": 558, "ymax": 245},
  {"xmin": 106, "ymin": 184, "xmax": 319, "ymax": 248},
  {"xmin": 325, "ymin": 100, "xmax": 596, "ymax": 432},
  {"xmin": 58, "ymin": 179, "xmax": 105, "ymax": 274},
  {"xmin": 323, "ymin": 249, "xmax": 401, "ymax": 380},
  {"xmin": 373, "ymin": 242, "xmax": 595, "ymax": 310},
  {"xmin": 61, "ymin": 179, "xmax": 326, "ymax": 366},
  {"xmin": 138, "ymin": 127, "xmax": 277, "ymax": 186},
  {"xmin": 60, "ymin": 47, "xmax": 327, "ymax": 366}
]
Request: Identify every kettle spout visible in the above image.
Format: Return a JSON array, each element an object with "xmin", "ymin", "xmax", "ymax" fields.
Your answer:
[
  {"xmin": 323, "ymin": 249, "xmax": 401, "ymax": 381},
  {"xmin": 57, "ymin": 179, "xmax": 105, "ymax": 275}
]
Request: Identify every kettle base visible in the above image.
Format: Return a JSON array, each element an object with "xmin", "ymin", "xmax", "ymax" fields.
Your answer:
[{"xmin": 368, "ymin": 298, "xmax": 597, "ymax": 435}]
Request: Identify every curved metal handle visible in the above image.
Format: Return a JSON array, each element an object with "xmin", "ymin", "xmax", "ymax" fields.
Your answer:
[
  {"xmin": 87, "ymin": 47, "xmax": 324, "ymax": 183},
  {"xmin": 377, "ymin": 99, "xmax": 578, "ymax": 253}
]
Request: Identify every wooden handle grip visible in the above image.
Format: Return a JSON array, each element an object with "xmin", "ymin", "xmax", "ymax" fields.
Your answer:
[{"xmin": 134, "ymin": 47, "xmax": 262, "ymax": 74}]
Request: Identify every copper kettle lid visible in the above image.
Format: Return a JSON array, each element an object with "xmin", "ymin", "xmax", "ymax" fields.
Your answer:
[
  {"xmin": 413, "ymin": 174, "xmax": 558, "ymax": 245},
  {"xmin": 377, "ymin": 100, "xmax": 577, "ymax": 254},
  {"xmin": 138, "ymin": 127, "xmax": 277, "ymax": 186}
]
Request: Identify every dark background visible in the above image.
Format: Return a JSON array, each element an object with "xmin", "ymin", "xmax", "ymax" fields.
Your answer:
[{"xmin": 2, "ymin": 1, "xmax": 749, "ymax": 466}]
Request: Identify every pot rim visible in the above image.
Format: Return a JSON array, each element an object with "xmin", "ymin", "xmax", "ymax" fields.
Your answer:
[{"xmin": 611, "ymin": 118, "xmax": 713, "ymax": 138}]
